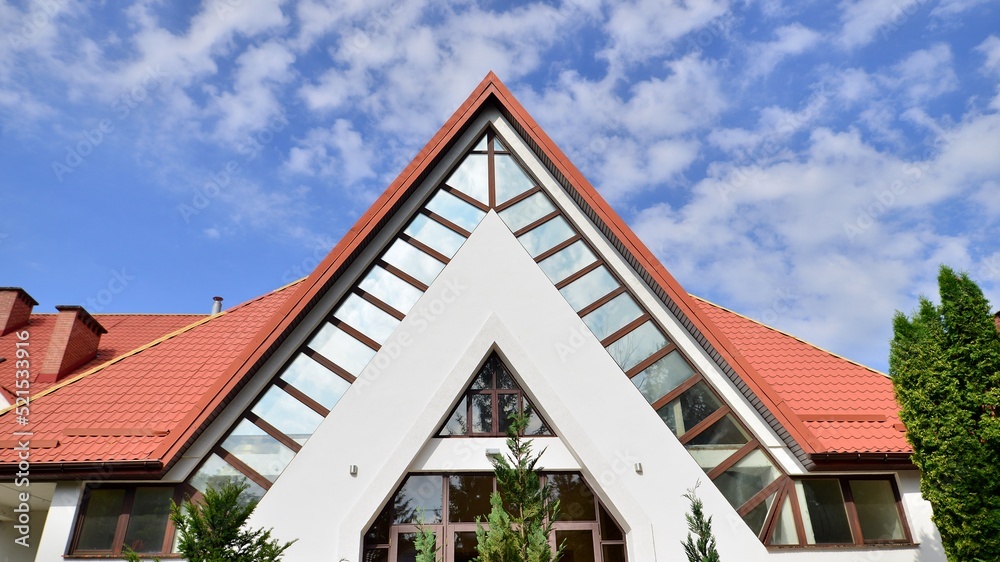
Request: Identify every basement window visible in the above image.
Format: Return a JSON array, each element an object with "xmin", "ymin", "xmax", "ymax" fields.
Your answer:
[{"xmin": 70, "ymin": 485, "xmax": 181, "ymax": 556}]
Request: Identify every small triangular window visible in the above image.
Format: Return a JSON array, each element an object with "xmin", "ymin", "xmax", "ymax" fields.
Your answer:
[{"xmin": 438, "ymin": 352, "xmax": 553, "ymax": 437}]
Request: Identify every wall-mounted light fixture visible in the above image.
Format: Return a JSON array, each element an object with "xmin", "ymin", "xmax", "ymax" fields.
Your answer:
[
  {"xmin": 349, "ymin": 464, "xmax": 359, "ymax": 477},
  {"xmin": 485, "ymin": 448, "xmax": 501, "ymax": 457},
  {"xmin": 634, "ymin": 462, "xmax": 643, "ymax": 474}
]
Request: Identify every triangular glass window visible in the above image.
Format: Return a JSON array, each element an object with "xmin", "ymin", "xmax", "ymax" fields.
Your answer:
[
  {"xmin": 442, "ymin": 131, "xmax": 539, "ymax": 209},
  {"xmin": 438, "ymin": 352, "xmax": 553, "ymax": 437}
]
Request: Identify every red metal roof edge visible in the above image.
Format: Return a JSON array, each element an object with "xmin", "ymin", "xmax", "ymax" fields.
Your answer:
[
  {"xmin": 150, "ymin": 72, "xmax": 829, "ymax": 473},
  {"xmin": 482, "ymin": 77, "xmax": 827, "ymax": 455},
  {"xmin": 150, "ymin": 74, "xmax": 505, "ymax": 467}
]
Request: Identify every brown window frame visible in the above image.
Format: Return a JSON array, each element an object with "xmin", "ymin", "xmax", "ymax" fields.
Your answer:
[
  {"xmin": 69, "ymin": 484, "xmax": 186, "ymax": 557},
  {"xmin": 764, "ymin": 475, "xmax": 913, "ymax": 548}
]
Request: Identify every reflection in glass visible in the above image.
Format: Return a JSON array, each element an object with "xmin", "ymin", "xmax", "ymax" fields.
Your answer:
[
  {"xmin": 454, "ymin": 531, "xmax": 478, "ymax": 562},
  {"xmin": 583, "ymin": 292, "xmax": 643, "ymax": 340},
  {"xmin": 471, "ymin": 394, "xmax": 493, "ymax": 434},
  {"xmin": 495, "ymin": 154, "xmax": 535, "ymax": 204},
  {"xmin": 449, "ymin": 475, "xmax": 493, "ymax": 522},
  {"xmin": 600, "ymin": 505, "xmax": 624, "ymax": 541},
  {"xmin": 770, "ymin": 495, "xmax": 799, "ymax": 545},
  {"xmin": 222, "ymin": 420, "xmax": 295, "ymax": 482},
  {"xmin": 538, "ymin": 240, "xmax": 595, "ymax": 283},
  {"xmin": 404, "ymin": 214, "xmax": 466, "ymax": 258},
  {"xmin": 519, "ymin": 216, "xmax": 575, "ymax": 258},
  {"xmin": 308, "ymin": 323, "xmax": 377, "ymax": 375},
  {"xmin": 473, "ymin": 135, "xmax": 488, "ymax": 151},
  {"xmin": 796, "ymin": 479, "xmax": 854, "ymax": 544},
  {"xmin": 849, "ymin": 480, "xmax": 905, "ymax": 541},
  {"xmin": 334, "ymin": 294, "xmax": 400, "ymax": 344},
  {"xmin": 560, "ymin": 266, "xmax": 618, "ymax": 312},
  {"xmin": 77, "ymin": 489, "xmax": 126, "ymax": 551},
  {"xmin": 499, "ymin": 192, "xmax": 555, "ymax": 232},
  {"xmin": 685, "ymin": 414, "xmax": 751, "ymax": 473},
  {"xmin": 551, "ymin": 474, "xmax": 596, "ymax": 521},
  {"xmin": 251, "ymin": 386, "xmax": 323, "ymax": 444},
  {"xmin": 189, "ymin": 454, "xmax": 265, "ymax": 500},
  {"xmin": 743, "ymin": 491, "xmax": 777, "ymax": 537},
  {"xmin": 383, "ymin": 239, "xmax": 445, "ymax": 285},
  {"xmin": 359, "ymin": 266, "xmax": 423, "ymax": 314},
  {"xmin": 602, "ymin": 545, "xmax": 627, "ymax": 562},
  {"xmin": 393, "ymin": 475, "xmax": 444, "ymax": 524},
  {"xmin": 445, "ymin": 153, "xmax": 489, "ymax": 204},
  {"xmin": 556, "ymin": 530, "xmax": 596, "ymax": 562},
  {"xmin": 498, "ymin": 394, "xmax": 518, "ymax": 435},
  {"xmin": 395, "ymin": 533, "xmax": 422, "ymax": 562},
  {"xmin": 365, "ymin": 505, "xmax": 391, "ymax": 545},
  {"xmin": 605, "ymin": 320, "xmax": 667, "ymax": 372},
  {"xmin": 123, "ymin": 488, "xmax": 173, "ymax": 553},
  {"xmin": 439, "ymin": 396, "xmax": 468, "ymax": 436},
  {"xmin": 524, "ymin": 400, "xmax": 552, "ymax": 436},
  {"xmin": 630, "ymin": 351, "xmax": 694, "ymax": 404},
  {"xmin": 280, "ymin": 353, "xmax": 351, "ymax": 409},
  {"xmin": 657, "ymin": 381, "xmax": 722, "ymax": 437},
  {"xmin": 425, "ymin": 190, "xmax": 486, "ymax": 232},
  {"xmin": 714, "ymin": 449, "xmax": 781, "ymax": 509}
]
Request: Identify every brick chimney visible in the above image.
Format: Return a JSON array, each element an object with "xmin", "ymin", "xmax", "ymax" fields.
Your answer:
[
  {"xmin": 0, "ymin": 287, "xmax": 38, "ymax": 335},
  {"xmin": 38, "ymin": 306, "xmax": 107, "ymax": 384}
]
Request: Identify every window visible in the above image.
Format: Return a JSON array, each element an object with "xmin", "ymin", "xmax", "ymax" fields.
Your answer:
[
  {"xmin": 364, "ymin": 472, "xmax": 625, "ymax": 562},
  {"xmin": 760, "ymin": 477, "xmax": 911, "ymax": 547},
  {"xmin": 71, "ymin": 485, "xmax": 181, "ymax": 556},
  {"xmin": 438, "ymin": 353, "xmax": 552, "ymax": 437}
]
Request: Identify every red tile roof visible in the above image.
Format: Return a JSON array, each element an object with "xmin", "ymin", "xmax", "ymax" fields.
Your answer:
[
  {"xmin": 0, "ymin": 283, "xmax": 299, "ymax": 470},
  {"xmin": 692, "ymin": 296, "xmax": 910, "ymax": 454},
  {"xmin": 1, "ymin": 313, "xmax": 204, "ymax": 397}
]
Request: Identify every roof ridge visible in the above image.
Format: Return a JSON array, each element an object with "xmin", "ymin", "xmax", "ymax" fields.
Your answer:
[
  {"xmin": 0, "ymin": 281, "xmax": 303, "ymax": 417},
  {"xmin": 689, "ymin": 293, "xmax": 889, "ymax": 378}
]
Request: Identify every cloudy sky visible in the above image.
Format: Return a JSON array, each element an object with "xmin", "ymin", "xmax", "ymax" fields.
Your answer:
[{"xmin": 1, "ymin": 0, "xmax": 998, "ymax": 372}]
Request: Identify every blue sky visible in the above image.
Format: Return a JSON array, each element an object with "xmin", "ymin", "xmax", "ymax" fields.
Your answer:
[{"xmin": 1, "ymin": 0, "xmax": 998, "ymax": 372}]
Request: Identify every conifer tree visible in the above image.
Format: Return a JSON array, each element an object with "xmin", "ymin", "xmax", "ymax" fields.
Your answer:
[
  {"xmin": 169, "ymin": 480, "xmax": 296, "ymax": 562},
  {"xmin": 682, "ymin": 483, "xmax": 721, "ymax": 562},
  {"xmin": 890, "ymin": 266, "xmax": 1000, "ymax": 561},
  {"xmin": 475, "ymin": 412, "xmax": 563, "ymax": 562}
]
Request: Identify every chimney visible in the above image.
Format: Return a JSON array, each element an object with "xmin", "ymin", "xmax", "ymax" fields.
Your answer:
[
  {"xmin": 38, "ymin": 306, "xmax": 107, "ymax": 384},
  {"xmin": 211, "ymin": 296, "xmax": 223, "ymax": 315},
  {"xmin": 0, "ymin": 287, "xmax": 38, "ymax": 335}
]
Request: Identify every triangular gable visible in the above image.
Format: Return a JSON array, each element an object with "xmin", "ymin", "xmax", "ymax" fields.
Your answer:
[
  {"xmin": 246, "ymin": 212, "xmax": 771, "ymax": 560},
  {"xmin": 154, "ymin": 72, "xmax": 829, "ymax": 479}
]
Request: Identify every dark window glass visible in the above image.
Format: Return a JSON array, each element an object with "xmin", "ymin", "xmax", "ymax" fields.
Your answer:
[
  {"xmin": 656, "ymin": 381, "xmax": 722, "ymax": 437},
  {"xmin": 602, "ymin": 544, "xmax": 627, "ymax": 562},
  {"xmin": 365, "ymin": 505, "xmax": 391, "ymax": 545},
  {"xmin": 742, "ymin": 490, "xmax": 777, "ymax": 537},
  {"xmin": 393, "ymin": 475, "xmax": 443, "ymax": 524},
  {"xmin": 714, "ymin": 450, "xmax": 781, "ymax": 509},
  {"xmin": 439, "ymin": 396, "xmax": 468, "ymax": 436},
  {"xmin": 362, "ymin": 548, "xmax": 389, "ymax": 562},
  {"xmin": 550, "ymin": 474, "xmax": 596, "ymax": 521},
  {"xmin": 556, "ymin": 530, "xmax": 596, "ymax": 562},
  {"xmin": 76, "ymin": 489, "xmax": 126, "ymax": 551},
  {"xmin": 449, "ymin": 475, "xmax": 493, "ymax": 522},
  {"xmin": 395, "ymin": 532, "xmax": 422, "ymax": 562},
  {"xmin": 123, "ymin": 488, "xmax": 173, "ymax": 553},
  {"xmin": 454, "ymin": 531, "xmax": 479, "ymax": 562},
  {"xmin": 600, "ymin": 505, "xmax": 624, "ymax": 541},
  {"xmin": 498, "ymin": 394, "xmax": 518, "ymax": 435},
  {"xmin": 471, "ymin": 394, "xmax": 493, "ymax": 434},
  {"xmin": 685, "ymin": 413, "xmax": 751, "ymax": 473},
  {"xmin": 849, "ymin": 480, "xmax": 905, "ymax": 541},
  {"xmin": 523, "ymin": 400, "xmax": 551, "ymax": 436},
  {"xmin": 796, "ymin": 480, "xmax": 854, "ymax": 544}
]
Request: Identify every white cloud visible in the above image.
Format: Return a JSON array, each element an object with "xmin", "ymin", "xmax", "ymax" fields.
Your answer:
[
  {"xmin": 621, "ymin": 55, "xmax": 729, "ymax": 137},
  {"xmin": 602, "ymin": 0, "xmax": 730, "ymax": 67},
  {"xmin": 931, "ymin": 0, "xmax": 991, "ymax": 18},
  {"xmin": 836, "ymin": 0, "xmax": 923, "ymax": 49},
  {"xmin": 210, "ymin": 41, "xmax": 296, "ymax": 143},
  {"xmin": 888, "ymin": 43, "xmax": 957, "ymax": 104},
  {"xmin": 977, "ymin": 35, "xmax": 1000, "ymax": 76},
  {"xmin": 745, "ymin": 23, "xmax": 821, "ymax": 79},
  {"xmin": 285, "ymin": 119, "xmax": 376, "ymax": 187}
]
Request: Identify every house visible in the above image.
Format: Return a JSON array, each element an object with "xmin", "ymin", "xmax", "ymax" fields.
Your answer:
[{"xmin": 0, "ymin": 73, "xmax": 945, "ymax": 561}]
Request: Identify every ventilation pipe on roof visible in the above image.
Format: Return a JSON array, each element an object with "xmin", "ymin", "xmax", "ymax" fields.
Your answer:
[
  {"xmin": 38, "ymin": 305, "xmax": 107, "ymax": 384},
  {"xmin": 211, "ymin": 296, "xmax": 223, "ymax": 315},
  {"xmin": 0, "ymin": 287, "xmax": 38, "ymax": 335}
]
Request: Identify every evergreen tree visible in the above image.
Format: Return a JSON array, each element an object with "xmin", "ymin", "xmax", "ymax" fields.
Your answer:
[
  {"xmin": 681, "ymin": 483, "xmax": 721, "ymax": 562},
  {"xmin": 413, "ymin": 516, "xmax": 439, "ymax": 562},
  {"xmin": 475, "ymin": 413, "xmax": 563, "ymax": 562},
  {"xmin": 170, "ymin": 480, "xmax": 296, "ymax": 562},
  {"xmin": 890, "ymin": 266, "xmax": 1000, "ymax": 561}
]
